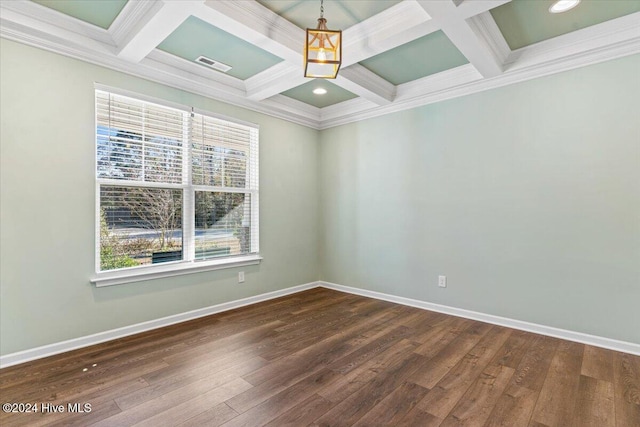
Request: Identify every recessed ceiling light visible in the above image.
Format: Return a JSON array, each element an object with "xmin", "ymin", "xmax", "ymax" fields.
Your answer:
[
  {"xmin": 549, "ymin": 0, "xmax": 581, "ymax": 13},
  {"xmin": 313, "ymin": 88, "xmax": 327, "ymax": 95}
]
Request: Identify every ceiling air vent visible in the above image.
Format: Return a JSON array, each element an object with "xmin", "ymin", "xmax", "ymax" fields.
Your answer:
[{"xmin": 195, "ymin": 56, "xmax": 232, "ymax": 73}]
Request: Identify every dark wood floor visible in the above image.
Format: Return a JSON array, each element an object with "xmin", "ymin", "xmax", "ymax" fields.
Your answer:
[{"xmin": 1, "ymin": 288, "xmax": 639, "ymax": 426}]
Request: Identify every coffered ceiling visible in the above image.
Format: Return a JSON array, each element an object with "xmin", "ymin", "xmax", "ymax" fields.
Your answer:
[{"xmin": 2, "ymin": 0, "xmax": 639, "ymax": 129}]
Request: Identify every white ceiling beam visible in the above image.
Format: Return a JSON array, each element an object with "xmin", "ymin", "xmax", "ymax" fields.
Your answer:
[
  {"xmin": 336, "ymin": 64, "xmax": 395, "ymax": 105},
  {"xmin": 109, "ymin": 0, "xmax": 158, "ymax": 47},
  {"xmin": 116, "ymin": 0, "xmax": 203, "ymax": 63},
  {"xmin": 456, "ymin": 0, "xmax": 512, "ymax": 20},
  {"xmin": 342, "ymin": 0, "xmax": 437, "ymax": 66},
  {"xmin": 0, "ymin": 0, "xmax": 114, "ymax": 48},
  {"xmin": 199, "ymin": 0, "xmax": 396, "ymax": 104},
  {"xmin": 505, "ymin": 11, "xmax": 640, "ymax": 70},
  {"xmin": 245, "ymin": 63, "xmax": 308, "ymax": 101},
  {"xmin": 467, "ymin": 12, "xmax": 511, "ymax": 65},
  {"xmin": 2, "ymin": 0, "xmax": 638, "ymax": 130},
  {"xmin": 416, "ymin": 0, "xmax": 504, "ymax": 77},
  {"xmin": 196, "ymin": 0, "xmax": 303, "ymax": 64}
]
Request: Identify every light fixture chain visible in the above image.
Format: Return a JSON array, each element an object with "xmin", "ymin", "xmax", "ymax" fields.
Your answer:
[{"xmin": 320, "ymin": 0, "xmax": 324, "ymax": 19}]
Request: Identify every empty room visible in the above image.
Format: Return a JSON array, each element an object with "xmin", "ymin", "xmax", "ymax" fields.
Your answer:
[{"xmin": 1, "ymin": 0, "xmax": 639, "ymax": 426}]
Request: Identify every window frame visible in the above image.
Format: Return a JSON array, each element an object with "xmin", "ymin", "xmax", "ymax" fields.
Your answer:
[{"xmin": 91, "ymin": 86, "xmax": 261, "ymax": 287}]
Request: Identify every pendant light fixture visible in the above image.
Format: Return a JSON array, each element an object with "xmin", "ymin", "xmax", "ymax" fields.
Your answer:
[{"xmin": 304, "ymin": 0, "xmax": 341, "ymax": 79}]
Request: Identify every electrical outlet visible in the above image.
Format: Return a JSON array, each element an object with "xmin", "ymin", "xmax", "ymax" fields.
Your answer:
[
  {"xmin": 238, "ymin": 271, "xmax": 245, "ymax": 283},
  {"xmin": 438, "ymin": 275, "xmax": 447, "ymax": 288}
]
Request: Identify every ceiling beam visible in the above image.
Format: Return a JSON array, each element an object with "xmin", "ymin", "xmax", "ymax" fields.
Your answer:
[
  {"xmin": 456, "ymin": 0, "xmax": 512, "ymax": 19},
  {"xmin": 245, "ymin": 63, "xmax": 308, "ymax": 101},
  {"xmin": 342, "ymin": 0, "xmax": 437, "ymax": 66},
  {"xmin": 336, "ymin": 64, "xmax": 395, "ymax": 105},
  {"xmin": 416, "ymin": 0, "xmax": 504, "ymax": 77},
  {"xmin": 196, "ymin": 0, "xmax": 302, "ymax": 63},
  {"xmin": 116, "ymin": 0, "xmax": 203, "ymax": 63},
  {"xmin": 198, "ymin": 0, "xmax": 397, "ymax": 105}
]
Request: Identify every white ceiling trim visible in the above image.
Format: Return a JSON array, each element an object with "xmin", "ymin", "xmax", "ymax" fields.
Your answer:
[
  {"xmin": 0, "ymin": 4, "xmax": 114, "ymax": 54},
  {"xmin": 0, "ymin": 8, "xmax": 320, "ymax": 129},
  {"xmin": 1, "ymin": 1, "xmax": 638, "ymax": 131},
  {"xmin": 197, "ymin": 0, "xmax": 400, "ymax": 105},
  {"xmin": 341, "ymin": 0, "xmax": 435, "ymax": 66},
  {"xmin": 194, "ymin": 1, "xmax": 384, "ymax": 104},
  {"xmin": 245, "ymin": 62, "xmax": 308, "ymax": 101},
  {"xmin": 116, "ymin": 0, "xmax": 202, "ymax": 62},
  {"xmin": 467, "ymin": 11, "xmax": 511, "ymax": 66},
  {"xmin": 197, "ymin": 0, "xmax": 302, "ymax": 63},
  {"xmin": 320, "ymin": 19, "xmax": 640, "ymax": 129},
  {"xmin": 0, "ymin": 0, "xmax": 114, "ymax": 45},
  {"xmin": 416, "ymin": 0, "xmax": 504, "ymax": 77},
  {"xmin": 456, "ymin": 0, "xmax": 512, "ymax": 20},
  {"xmin": 109, "ymin": 0, "xmax": 158, "ymax": 47},
  {"xmin": 335, "ymin": 64, "xmax": 396, "ymax": 104},
  {"xmin": 147, "ymin": 49, "xmax": 245, "ymax": 92},
  {"xmin": 505, "ymin": 11, "xmax": 640, "ymax": 70}
]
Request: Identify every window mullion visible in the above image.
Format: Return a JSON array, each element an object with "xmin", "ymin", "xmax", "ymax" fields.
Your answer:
[
  {"xmin": 183, "ymin": 111, "xmax": 195, "ymax": 262},
  {"xmin": 95, "ymin": 88, "xmax": 259, "ymax": 279}
]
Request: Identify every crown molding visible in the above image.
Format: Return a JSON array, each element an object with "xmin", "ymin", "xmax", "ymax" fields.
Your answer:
[
  {"xmin": 198, "ymin": 0, "xmax": 303, "ymax": 63},
  {"xmin": 417, "ymin": 0, "xmax": 504, "ymax": 77},
  {"xmin": 0, "ymin": 7, "xmax": 115, "ymax": 54},
  {"xmin": 336, "ymin": 64, "xmax": 396, "ymax": 105},
  {"xmin": 319, "ymin": 23, "xmax": 639, "ymax": 129},
  {"xmin": 395, "ymin": 63, "xmax": 483, "ymax": 101},
  {"xmin": 320, "ymin": 64, "xmax": 482, "ymax": 128},
  {"xmin": 456, "ymin": 0, "xmax": 512, "ymax": 20},
  {"xmin": 244, "ymin": 62, "xmax": 308, "ymax": 101},
  {"xmin": 505, "ymin": 11, "xmax": 640, "ymax": 70},
  {"xmin": 108, "ymin": 0, "xmax": 159, "ymax": 47},
  {"xmin": 116, "ymin": 1, "xmax": 201, "ymax": 63},
  {"xmin": 320, "ymin": 97, "xmax": 380, "ymax": 125},
  {"xmin": 1, "ymin": 0, "xmax": 114, "ymax": 45},
  {"xmin": 467, "ymin": 11, "xmax": 511, "ymax": 65},
  {"xmin": 1, "ymin": 2, "xmax": 638, "ymax": 131},
  {"xmin": 261, "ymin": 94, "xmax": 321, "ymax": 123},
  {"xmin": 0, "ymin": 11, "xmax": 321, "ymax": 130},
  {"xmin": 196, "ymin": 0, "xmax": 394, "ymax": 107},
  {"xmin": 144, "ymin": 50, "xmax": 246, "ymax": 96},
  {"xmin": 342, "ymin": 0, "xmax": 435, "ymax": 66},
  {"xmin": 137, "ymin": 54, "xmax": 321, "ymax": 129}
]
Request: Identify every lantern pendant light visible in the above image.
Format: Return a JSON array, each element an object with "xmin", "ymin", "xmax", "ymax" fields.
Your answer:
[{"xmin": 304, "ymin": 0, "xmax": 341, "ymax": 79}]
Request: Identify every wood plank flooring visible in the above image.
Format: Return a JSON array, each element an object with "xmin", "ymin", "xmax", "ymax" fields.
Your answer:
[{"xmin": 1, "ymin": 288, "xmax": 639, "ymax": 426}]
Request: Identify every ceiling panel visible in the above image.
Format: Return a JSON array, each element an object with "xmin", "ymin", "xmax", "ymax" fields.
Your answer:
[
  {"xmin": 491, "ymin": 0, "xmax": 640, "ymax": 50},
  {"xmin": 281, "ymin": 79, "xmax": 357, "ymax": 108},
  {"xmin": 31, "ymin": 0, "xmax": 127, "ymax": 29},
  {"xmin": 256, "ymin": 0, "xmax": 402, "ymax": 30},
  {"xmin": 157, "ymin": 17, "xmax": 283, "ymax": 80},
  {"xmin": 8, "ymin": 0, "xmax": 638, "ymax": 128},
  {"xmin": 359, "ymin": 30, "xmax": 468, "ymax": 85}
]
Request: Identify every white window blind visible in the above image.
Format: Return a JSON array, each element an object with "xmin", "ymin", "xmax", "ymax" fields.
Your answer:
[{"xmin": 95, "ymin": 90, "xmax": 259, "ymax": 276}]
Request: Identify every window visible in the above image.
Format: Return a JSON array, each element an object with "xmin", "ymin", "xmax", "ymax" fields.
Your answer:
[{"xmin": 94, "ymin": 89, "xmax": 259, "ymax": 286}]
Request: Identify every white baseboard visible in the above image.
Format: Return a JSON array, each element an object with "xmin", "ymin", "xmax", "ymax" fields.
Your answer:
[
  {"xmin": 3, "ymin": 279, "xmax": 638, "ymax": 368},
  {"xmin": 0, "ymin": 281, "xmax": 320, "ymax": 368},
  {"xmin": 319, "ymin": 281, "xmax": 640, "ymax": 356}
]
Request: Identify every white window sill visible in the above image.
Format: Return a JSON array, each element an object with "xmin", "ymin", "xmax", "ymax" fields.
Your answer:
[{"xmin": 91, "ymin": 255, "xmax": 263, "ymax": 287}]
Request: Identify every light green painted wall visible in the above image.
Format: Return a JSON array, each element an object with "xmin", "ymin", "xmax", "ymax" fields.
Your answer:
[
  {"xmin": 2, "ymin": 38, "xmax": 639, "ymax": 357},
  {"xmin": 319, "ymin": 54, "xmax": 640, "ymax": 344},
  {"xmin": 0, "ymin": 39, "xmax": 320, "ymax": 355}
]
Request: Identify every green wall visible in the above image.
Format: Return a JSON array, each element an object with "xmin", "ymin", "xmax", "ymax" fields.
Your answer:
[
  {"xmin": 319, "ymin": 54, "xmax": 640, "ymax": 344},
  {"xmin": 2, "ymin": 38, "xmax": 639, "ymax": 357},
  {"xmin": 0, "ymin": 39, "xmax": 320, "ymax": 355}
]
